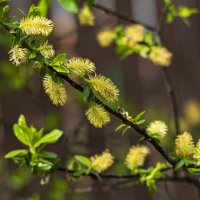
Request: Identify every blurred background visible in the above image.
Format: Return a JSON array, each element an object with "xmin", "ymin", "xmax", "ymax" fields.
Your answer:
[{"xmin": 1, "ymin": 0, "xmax": 200, "ymax": 199}]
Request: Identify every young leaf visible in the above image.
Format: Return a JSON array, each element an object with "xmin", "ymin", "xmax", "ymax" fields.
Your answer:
[
  {"xmin": 37, "ymin": 161, "xmax": 52, "ymax": 171},
  {"xmin": 188, "ymin": 168, "xmax": 200, "ymax": 175},
  {"xmin": 13, "ymin": 125, "xmax": 31, "ymax": 146},
  {"xmin": 178, "ymin": 6, "xmax": 198, "ymax": 19},
  {"xmin": 135, "ymin": 119, "xmax": 146, "ymax": 125},
  {"xmin": 33, "ymin": 129, "xmax": 63, "ymax": 148},
  {"xmin": 38, "ymin": 151, "xmax": 58, "ymax": 159},
  {"xmin": 133, "ymin": 111, "xmax": 146, "ymax": 122},
  {"xmin": 122, "ymin": 126, "xmax": 131, "ymax": 136},
  {"xmin": 27, "ymin": 5, "xmax": 41, "ymax": 17},
  {"xmin": 175, "ymin": 160, "xmax": 185, "ymax": 171},
  {"xmin": 52, "ymin": 65, "xmax": 69, "ymax": 74},
  {"xmin": 146, "ymin": 179, "xmax": 156, "ymax": 195},
  {"xmin": 82, "ymin": 86, "xmax": 90, "ymax": 102},
  {"xmin": 58, "ymin": 0, "xmax": 78, "ymax": 14},
  {"xmin": 18, "ymin": 114, "xmax": 27, "ymax": 127},
  {"xmin": 115, "ymin": 123, "xmax": 126, "ymax": 132},
  {"xmin": 3, "ymin": 21, "xmax": 19, "ymax": 28},
  {"xmin": 144, "ymin": 32, "xmax": 154, "ymax": 47},
  {"xmin": 4, "ymin": 149, "xmax": 28, "ymax": 158},
  {"xmin": 75, "ymin": 155, "xmax": 91, "ymax": 167},
  {"xmin": 38, "ymin": 0, "xmax": 51, "ymax": 17},
  {"xmin": 51, "ymin": 53, "xmax": 66, "ymax": 66},
  {"xmin": 73, "ymin": 168, "xmax": 86, "ymax": 177}
]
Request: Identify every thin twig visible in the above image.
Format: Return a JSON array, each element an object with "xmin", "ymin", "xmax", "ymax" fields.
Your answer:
[
  {"xmin": 160, "ymin": 68, "xmax": 180, "ymax": 135},
  {"xmin": 156, "ymin": 7, "xmax": 180, "ymax": 135},
  {"xmin": 57, "ymin": 166, "xmax": 171, "ymax": 179},
  {"xmin": 92, "ymin": 4, "xmax": 156, "ymax": 31},
  {"xmin": 58, "ymin": 166, "xmax": 200, "ymax": 193}
]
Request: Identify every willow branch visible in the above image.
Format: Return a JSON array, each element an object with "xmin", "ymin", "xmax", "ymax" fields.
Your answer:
[
  {"xmin": 49, "ymin": 66, "xmax": 200, "ymax": 170},
  {"xmin": 49, "ymin": 66, "xmax": 176, "ymax": 166},
  {"xmin": 57, "ymin": 166, "xmax": 171, "ymax": 179},
  {"xmin": 1, "ymin": 19, "xmax": 176, "ymax": 167},
  {"xmin": 58, "ymin": 166, "xmax": 200, "ymax": 192}
]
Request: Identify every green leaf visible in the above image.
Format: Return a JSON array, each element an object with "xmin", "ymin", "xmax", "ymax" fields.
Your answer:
[
  {"xmin": 144, "ymin": 32, "xmax": 154, "ymax": 47},
  {"xmin": 188, "ymin": 168, "xmax": 200, "ymax": 175},
  {"xmin": 27, "ymin": 5, "xmax": 41, "ymax": 17},
  {"xmin": 0, "ymin": 0, "xmax": 9, "ymax": 3},
  {"xmin": 175, "ymin": 160, "xmax": 185, "ymax": 171},
  {"xmin": 115, "ymin": 123, "xmax": 126, "ymax": 132},
  {"xmin": 5, "ymin": 149, "xmax": 28, "ymax": 158},
  {"xmin": 82, "ymin": 86, "xmax": 90, "ymax": 102},
  {"xmin": 146, "ymin": 179, "xmax": 156, "ymax": 195},
  {"xmin": 3, "ymin": 5, "xmax": 9, "ymax": 14},
  {"xmin": 37, "ymin": 161, "xmax": 52, "ymax": 171},
  {"xmin": 0, "ymin": 5, "xmax": 9, "ymax": 20},
  {"xmin": 165, "ymin": 13, "xmax": 174, "ymax": 23},
  {"xmin": 133, "ymin": 111, "xmax": 146, "ymax": 122},
  {"xmin": 178, "ymin": 6, "xmax": 198, "ymax": 19},
  {"xmin": 135, "ymin": 119, "xmax": 146, "ymax": 125},
  {"xmin": 38, "ymin": 151, "xmax": 58, "ymax": 159},
  {"xmin": 52, "ymin": 53, "xmax": 66, "ymax": 66},
  {"xmin": 52, "ymin": 65, "xmax": 69, "ymax": 74},
  {"xmin": 58, "ymin": 0, "xmax": 79, "ymax": 13},
  {"xmin": 75, "ymin": 155, "xmax": 91, "ymax": 167},
  {"xmin": 116, "ymin": 45, "xmax": 136, "ymax": 59},
  {"xmin": 132, "ymin": 111, "xmax": 146, "ymax": 125},
  {"xmin": 85, "ymin": 0, "xmax": 96, "ymax": 6},
  {"xmin": 73, "ymin": 168, "xmax": 86, "ymax": 177},
  {"xmin": 34, "ymin": 129, "xmax": 63, "ymax": 148},
  {"xmin": 122, "ymin": 126, "xmax": 131, "ymax": 136},
  {"xmin": 3, "ymin": 21, "xmax": 19, "ymax": 28},
  {"xmin": 38, "ymin": 0, "xmax": 51, "ymax": 17},
  {"xmin": 13, "ymin": 124, "xmax": 31, "ymax": 146},
  {"xmin": 18, "ymin": 114, "xmax": 27, "ymax": 127}
]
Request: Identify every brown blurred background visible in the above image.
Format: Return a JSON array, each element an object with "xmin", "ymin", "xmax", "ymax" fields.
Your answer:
[{"xmin": 1, "ymin": 0, "xmax": 200, "ymax": 199}]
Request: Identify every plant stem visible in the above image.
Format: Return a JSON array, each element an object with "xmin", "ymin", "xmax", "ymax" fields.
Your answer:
[
  {"xmin": 156, "ymin": 7, "xmax": 180, "ymax": 135},
  {"xmin": 160, "ymin": 68, "xmax": 180, "ymax": 135}
]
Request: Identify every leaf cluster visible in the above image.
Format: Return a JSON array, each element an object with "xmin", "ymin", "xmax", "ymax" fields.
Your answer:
[{"xmin": 5, "ymin": 115, "xmax": 63, "ymax": 175}]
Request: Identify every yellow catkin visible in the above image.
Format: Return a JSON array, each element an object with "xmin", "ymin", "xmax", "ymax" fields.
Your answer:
[
  {"xmin": 90, "ymin": 149, "xmax": 114, "ymax": 173},
  {"xmin": 184, "ymin": 101, "xmax": 200, "ymax": 124},
  {"xmin": 43, "ymin": 74, "xmax": 67, "ymax": 106},
  {"xmin": 37, "ymin": 42, "xmax": 55, "ymax": 59},
  {"xmin": 97, "ymin": 28, "xmax": 114, "ymax": 47},
  {"xmin": 19, "ymin": 16, "xmax": 53, "ymax": 36},
  {"xmin": 88, "ymin": 75, "xmax": 119, "ymax": 102},
  {"xmin": 9, "ymin": 45, "xmax": 29, "ymax": 66},
  {"xmin": 175, "ymin": 132, "xmax": 194, "ymax": 157},
  {"xmin": 65, "ymin": 57, "xmax": 96, "ymax": 77},
  {"xmin": 120, "ymin": 24, "xmax": 145, "ymax": 47},
  {"xmin": 85, "ymin": 103, "xmax": 110, "ymax": 128},
  {"xmin": 196, "ymin": 140, "xmax": 200, "ymax": 149},
  {"xmin": 78, "ymin": 5, "xmax": 95, "ymax": 26},
  {"xmin": 125, "ymin": 145, "xmax": 150, "ymax": 170},
  {"xmin": 146, "ymin": 120, "xmax": 168, "ymax": 140},
  {"xmin": 149, "ymin": 46, "xmax": 172, "ymax": 67}
]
